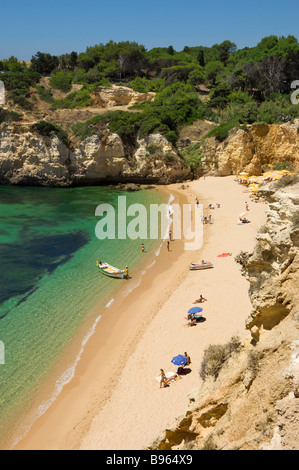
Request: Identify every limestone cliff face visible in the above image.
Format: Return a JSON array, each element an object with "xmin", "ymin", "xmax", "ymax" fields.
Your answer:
[
  {"xmin": 243, "ymin": 182, "xmax": 299, "ymax": 342},
  {"xmin": 1, "ymin": 119, "xmax": 299, "ymax": 186},
  {"xmin": 91, "ymin": 85, "xmax": 155, "ymax": 108},
  {"xmin": 0, "ymin": 124, "xmax": 72, "ymax": 186},
  {"xmin": 0, "ymin": 124, "xmax": 191, "ymax": 186},
  {"xmin": 200, "ymin": 120, "xmax": 299, "ymax": 176},
  {"xmin": 147, "ymin": 180, "xmax": 299, "ymax": 451}
]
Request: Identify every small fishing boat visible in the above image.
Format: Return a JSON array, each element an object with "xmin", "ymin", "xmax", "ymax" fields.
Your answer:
[
  {"xmin": 190, "ymin": 262, "xmax": 214, "ymax": 271},
  {"xmin": 96, "ymin": 261, "xmax": 128, "ymax": 279}
]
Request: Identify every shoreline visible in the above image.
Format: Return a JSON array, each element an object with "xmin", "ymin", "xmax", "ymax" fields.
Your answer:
[
  {"xmin": 14, "ymin": 176, "xmax": 267, "ymax": 450},
  {"xmin": 12, "ymin": 186, "xmax": 190, "ymax": 450}
]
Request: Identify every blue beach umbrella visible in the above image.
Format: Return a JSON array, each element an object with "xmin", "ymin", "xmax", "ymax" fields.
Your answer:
[
  {"xmin": 188, "ymin": 307, "xmax": 203, "ymax": 314},
  {"xmin": 171, "ymin": 355, "xmax": 188, "ymax": 366}
]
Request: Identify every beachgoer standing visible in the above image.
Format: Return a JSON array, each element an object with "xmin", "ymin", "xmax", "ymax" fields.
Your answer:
[
  {"xmin": 245, "ymin": 202, "xmax": 249, "ymax": 211},
  {"xmin": 167, "ymin": 240, "xmax": 170, "ymax": 251},
  {"xmin": 141, "ymin": 243, "xmax": 145, "ymax": 253}
]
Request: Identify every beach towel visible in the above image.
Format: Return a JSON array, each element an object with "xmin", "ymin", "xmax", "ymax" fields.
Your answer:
[
  {"xmin": 217, "ymin": 253, "xmax": 232, "ymax": 257},
  {"xmin": 155, "ymin": 372, "xmax": 181, "ymax": 383}
]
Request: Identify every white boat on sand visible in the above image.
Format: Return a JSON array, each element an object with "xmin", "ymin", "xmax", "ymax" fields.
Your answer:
[
  {"xmin": 96, "ymin": 261, "xmax": 128, "ymax": 279},
  {"xmin": 190, "ymin": 262, "xmax": 214, "ymax": 271}
]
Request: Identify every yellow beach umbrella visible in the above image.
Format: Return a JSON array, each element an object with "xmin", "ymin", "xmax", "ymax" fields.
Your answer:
[
  {"xmin": 250, "ymin": 186, "xmax": 259, "ymax": 193},
  {"xmin": 249, "ymin": 176, "xmax": 259, "ymax": 181},
  {"xmin": 271, "ymin": 174, "xmax": 282, "ymax": 180}
]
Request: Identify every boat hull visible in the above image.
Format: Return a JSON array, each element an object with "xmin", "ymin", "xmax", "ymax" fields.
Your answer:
[
  {"xmin": 96, "ymin": 261, "xmax": 127, "ymax": 279},
  {"xmin": 190, "ymin": 263, "xmax": 214, "ymax": 271}
]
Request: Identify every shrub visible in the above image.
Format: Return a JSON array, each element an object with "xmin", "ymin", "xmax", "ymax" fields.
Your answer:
[
  {"xmin": 272, "ymin": 161, "xmax": 294, "ymax": 171},
  {"xmin": 164, "ymin": 130, "xmax": 178, "ymax": 144},
  {"xmin": 180, "ymin": 142, "xmax": 203, "ymax": 170},
  {"xmin": 54, "ymin": 86, "xmax": 94, "ymax": 109},
  {"xmin": 274, "ymin": 173, "xmax": 298, "ymax": 189},
  {"xmin": 36, "ymin": 85, "xmax": 55, "ymax": 106},
  {"xmin": 1, "ymin": 71, "xmax": 40, "ymax": 109},
  {"xmin": 0, "ymin": 108, "xmax": 22, "ymax": 123},
  {"xmin": 31, "ymin": 121, "xmax": 68, "ymax": 145},
  {"xmin": 292, "ymin": 211, "xmax": 299, "ymax": 228},
  {"xmin": 200, "ymin": 336, "xmax": 241, "ymax": 381},
  {"xmin": 201, "ymin": 435, "xmax": 218, "ymax": 450},
  {"xmin": 204, "ymin": 116, "xmax": 241, "ymax": 142},
  {"xmin": 50, "ymin": 71, "xmax": 74, "ymax": 92},
  {"xmin": 72, "ymin": 115, "xmax": 104, "ymax": 140}
]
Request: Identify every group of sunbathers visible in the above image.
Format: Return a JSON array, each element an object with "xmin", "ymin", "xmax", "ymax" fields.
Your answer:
[{"xmin": 160, "ymin": 353, "xmax": 191, "ymax": 388}]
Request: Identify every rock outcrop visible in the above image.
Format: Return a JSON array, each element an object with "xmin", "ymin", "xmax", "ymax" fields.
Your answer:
[
  {"xmin": 1, "ymin": 118, "xmax": 299, "ymax": 187},
  {"xmin": 0, "ymin": 124, "xmax": 191, "ymax": 186},
  {"xmin": 91, "ymin": 85, "xmax": 155, "ymax": 108},
  {"xmin": 146, "ymin": 180, "xmax": 299, "ymax": 451},
  {"xmin": 199, "ymin": 120, "xmax": 299, "ymax": 176}
]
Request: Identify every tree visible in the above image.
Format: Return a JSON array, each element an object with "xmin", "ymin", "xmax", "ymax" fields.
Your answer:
[
  {"xmin": 30, "ymin": 52, "xmax": 59, "ymax": 75},
  {"xmin": 197, "ymin": 49, "xmax": 205, "ymax": 67},
  {"xmin": 204, "ymin": 61, "xmax": 224, "ymax": 85},
  {"xmin": 218, "ymin": 40, "xmax": 237, "ymax": 65},
  {"xmin": 69, "ymin": 52, "xmax": 78, "ymax": 70},
  {"xmin": 167, "ymin": 45, "xmax": 175, "ymax": 56},
  {"xmin": 258, "ymin": 55, "xmax": 287, "ymax": 95},
  {"xmin": 257, "ymin": 35, "xmax": 279, "ymax": 51},
  {"xmin": 77, "ymin": 53, "xmax": 96, "ymax": 72}
]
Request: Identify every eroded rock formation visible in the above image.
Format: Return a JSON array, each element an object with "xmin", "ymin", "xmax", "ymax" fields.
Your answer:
[
  {"xmin": 146, "ymin": 180, "xmax": 299, "ymax": 451},
  {"xmin": 91, "ymin": 85, "xmax": 155, "ymax": 108},
  {"xmin": 200, "ymin": 120, "xmax": 299, "ymax": 176},
  {"xmin": 0, "ymin": 125, "xmax": 191, "ymax": 186}
]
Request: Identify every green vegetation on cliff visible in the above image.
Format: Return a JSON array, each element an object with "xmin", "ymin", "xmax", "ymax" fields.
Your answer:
[{"xmin": 1, "ymin": 35, "xmax": 299, "ymax": 144}]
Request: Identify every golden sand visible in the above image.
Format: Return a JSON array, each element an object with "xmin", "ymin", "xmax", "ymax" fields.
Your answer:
[{"xmin": 15, "ymin": 176, "xmax": 267, "ymax": 450}]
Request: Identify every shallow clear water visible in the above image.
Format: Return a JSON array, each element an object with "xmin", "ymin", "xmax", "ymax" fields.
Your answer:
[{"xmin": 0, "ymin": 185, "xmax": 164, "ymax": 447}]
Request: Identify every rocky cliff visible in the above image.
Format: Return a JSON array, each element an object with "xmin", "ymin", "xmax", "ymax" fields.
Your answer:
[
  {"xmin": 91, "ymin": 85, "xmax": 155, "ymax": 108},
  {"xmin": 0, "ymin": 113, "xmax": 299, "ymax": 186},
  {"xmin": 147, "ymin": 179, "xmax": 299, "ymax": 451},
  {"xmin": 0, "ymin": 124, "xmax": 191, "ymax": 186},
  {"xmin": 199, "ymin": 120, "xmax": 299, "ymax": 176}
]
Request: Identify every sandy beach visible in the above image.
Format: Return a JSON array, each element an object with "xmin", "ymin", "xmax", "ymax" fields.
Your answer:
[{"xmin": 14, "ymin": 176, "xmax": 267, "ymax": 450}]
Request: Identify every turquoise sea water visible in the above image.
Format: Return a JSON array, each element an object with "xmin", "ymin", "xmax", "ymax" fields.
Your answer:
[{"xmin": 0, "ymin": 185, "xmax": 164, "ymax": 448}]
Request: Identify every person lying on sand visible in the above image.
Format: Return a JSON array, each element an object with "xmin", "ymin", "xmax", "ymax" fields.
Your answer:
[
  {"xmin": 193, "ymin": 295, "xmax": 207, "ymax": 304},
  {"xmin": 186, "ymin": 318, "xmax": 196, "ymax": 327},
  {"xmin": 159, "ymin": 369, "xmax": 180, "ymax": 388},
  {"xmin": 184, "ymin": 352, "xmax": 191, "ymax": 365},
  {"xmin": 159, "ymin": 369, "xmax": 167, "ymax": 388},
  {"xmin": 186, "ymin": 313, "xmax": 195, "ymax": 321}
]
